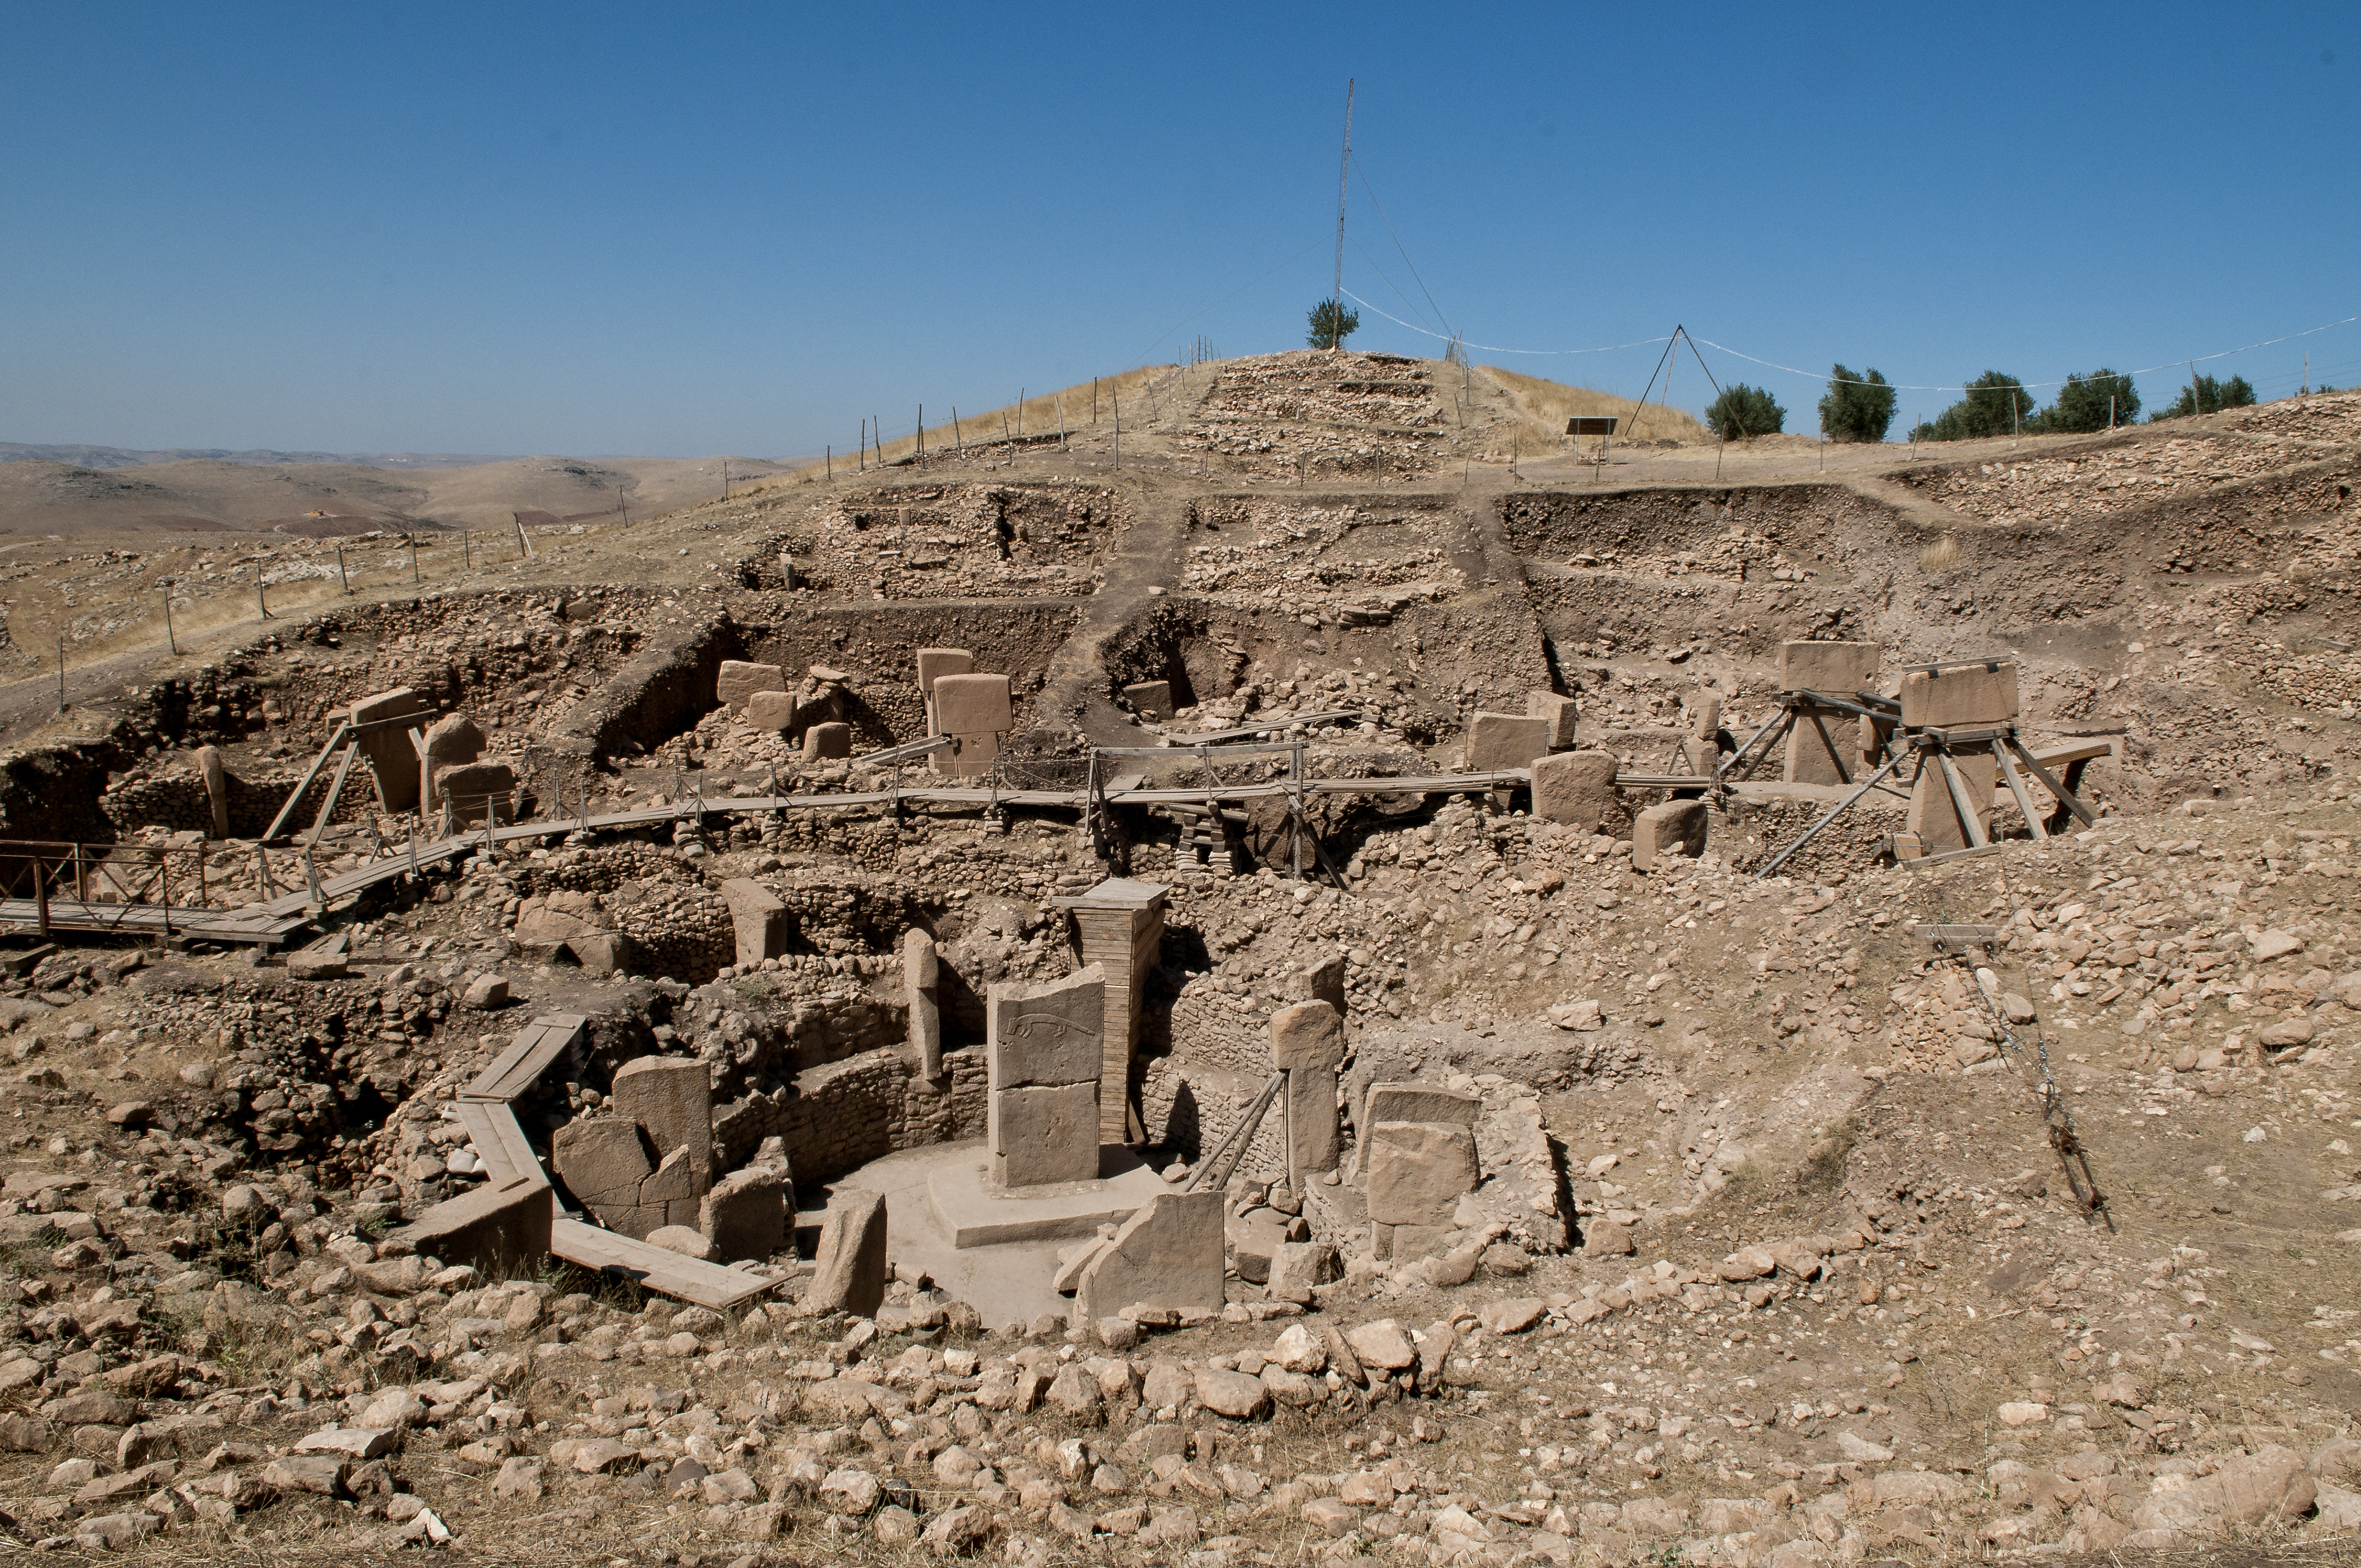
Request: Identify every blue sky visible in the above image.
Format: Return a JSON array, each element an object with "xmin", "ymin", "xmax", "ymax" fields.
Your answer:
[{"xmin": 3, "ymin": 3, "xmax": 2355, "ymax": 456}]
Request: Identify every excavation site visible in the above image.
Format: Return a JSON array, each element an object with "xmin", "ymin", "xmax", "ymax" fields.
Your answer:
[{"xmin": 0, "ymin": 353, "xmax": 2359, "ymax": 1566}]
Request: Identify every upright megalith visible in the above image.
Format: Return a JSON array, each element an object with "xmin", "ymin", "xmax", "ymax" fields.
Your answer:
[
  {"xmin": 609, "ymin": 1055, "xmax": 714, "ymax": 1191},
  {"xmin": 932, "ymin": 672, "xmax": 1013, "ymax": 778},
  {"xmin": 714, "ymin": 660, "xmax": 787, "ymax": 714},
  {"xmin": 987, "ymin": 966, "xmax": 1106, "ymax": 1188},
  {"xmin": 1464, "ymin": 711, "xmax": 1552, "ymax": 772},
  {"xmin": 916, "ymin": 648, "xmax": 974, "ymax": 734},
  {"xmin": 420, "ymin": 714, "xmax": 486, "ymax": 812},
  {"xmin": 1778, "ymin": 641, "xmax": 1881, "ymax": 785},
  {"xmin": 1357, "ymin": 1081, "xmax": 1484, "ymax": 1261},
  {"xmin": 1073, "ymin": 1189, "xmax": 1225, "ymax": 1323},
  {"xmin": 699, "ymin": 1166, "xmax": 788, "ymax": 1264},
  {"xmin": 1531, "ymin": 750, "xmax": 1619, "ymax": 830},
  {"xmin": 903, "ymin": 927, "xmax": 943, "ymax": 1079},
  {"xmin": 807, "ymin": 1189, "xmax": 888, "ymax": 1317},
  {"xmin": 1526, "ymin": 690, "xmax": 1578, "ymax": 750},
  {"xmin": 1366, "ymin": 1120, "xmax": 1481, "ymax": 1261},
  {"xmin": 1631, "ymin": 799, "xmax": 1710, "ymax": 870},
  {"xmin": 350, "ymin": 688, "xmax": 435, "ymax": 812},
  {"xmin": 720, "ymin": 878, "xmax": 791, "ymax": 967},
  {"xmin": 1270, "ymin": 1000, "xmax": 1344, "ymax": 1185},
  {"xmin": 195, "ymin": 745, "xmax": 229, "ymax": 839}
]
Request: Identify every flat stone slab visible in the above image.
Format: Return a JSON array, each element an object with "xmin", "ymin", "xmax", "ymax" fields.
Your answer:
[{"xmin": 927, "ymin": 1155, "xmax": 1168, "ymax": 1249}]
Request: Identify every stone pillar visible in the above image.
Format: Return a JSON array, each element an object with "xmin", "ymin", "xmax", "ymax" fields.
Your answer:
[
  {"xmin": 433, "ymin": 761, "xmax": 515, "ymax": 824},
  {"xmin": 195, "ymin": 745, "xmax": 229, "ymax": 839},
  {"xmin": 719, "ymin": 878, "xmax": 790, "ymax": 966},
  {"xmin": 807, "ymin": 1190, "xmax": 888, "ymax": 1317},
  {"xmin": 715, "ymin": 660, "xmax": 786, "ymax": 714},
  {"xmin": 1525, "ymin": 690, "xmax": 1577, "ymax": 750},
  {"xmin": 1897, "ymin": 659, "xmax": 2020, "ymax": 729},
  {"xmin": 1120, "ymin": 679, "xmax": 1173, "ymax": 718},
  {"xmin": 1678, "ymin": 693, "xmax": 1722, "ymax": 775},
  {"xmin": 1906, "ymin": 751, "xmax": 1998, "ymax": 853},
  {"xmin": 1531, "ymin": 750, "xmax": 1619, "ymax": 831},
  {"xmin": 1463, "ymin": 712, "xmax": 1552, "ymax": 771},
  {"xmin": 1053, "ymin": 878, "xmax": 1167, "ymax": 1144},
  {"xmin": 1270, "ymin": 1000, "xmax": 1343, "ymax": 1186},
  {"xmin": 350, "ymin": 688, "xmax": 434, "ymax": 812},
  {"xmin": 903, "ymin": 927, "xmax": 942, "ymax": 1079},
  {"xmin": 746, "ymin": 690, "xmax": 797, "ymax": 733},
  {"xmin": 932, "ymin": 672, "xmax": 1012, "ymax": 778},
  {"xmin": 986, "ymin": 966, "xmax": 1106, "ymax": 1187},
  {"xmin": 609, "ymin": 1055, "xmax": 713, "ymax": 1191},
  {"xmin": 420, "ymin": 714, "xmax": 485, "ymax": 812},
  {"xmin": 916, "ymin": 647, "xmax": 973, "ymax": 734},
  {"xmin": 1631, "ymin": 799, "xmax": 1710, "ymax": 871},
  {"xmin": 1074, "ymin": 1189, "xmax": 1224, "ymax": 1323},
  {"xmin": 1776, "ymin": 642, "xmax": 1881, "ymax": 786},
  {"xmin": 1292, "ymin": 954, "xmax": 1345, "ymax": 1015},
  {"xmin": 802, "ymin": 722, "xmax": 851, "ymax": 760}
]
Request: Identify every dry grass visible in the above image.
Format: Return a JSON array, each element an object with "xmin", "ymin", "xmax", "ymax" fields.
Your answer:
[
  {"xmin": 744, "ymin": 366, "xmax": 1180, "ymax": 494},
  {"xmin": 1481, "ymin": 363, "xmax": 1710, "ymax": 447},
  {"xmin": 1919, "ymin": 532, "xmax": 1962, "ymax": 573}
]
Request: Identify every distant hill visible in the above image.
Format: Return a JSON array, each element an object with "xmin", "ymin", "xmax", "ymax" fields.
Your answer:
[
  {"xmin": 0, "ymin": 452, "xmax": 799, "ymax": 537},
  {"xmin": 0, "ymin": 443, "xmax": 517, "ymax": 471}
]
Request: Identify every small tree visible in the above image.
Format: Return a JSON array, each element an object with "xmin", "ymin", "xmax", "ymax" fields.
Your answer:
[
  {"xmin": 1704, "ymin": 383, "xmax": 1785, "ymax": 440},
  {"xmin": 2151, "ymin": 373, "xmax": 2256, "ymax": 421},
  {"xmin": 1917, "ymin": 371, "xmax": 2034, "ymax": 440},
  {"xmin": 2030, "ymin": 369, "xmax": 2139, "ymax": 434},
  {"xmin": 1306, "ymin": 298, "xmax": 1360, "ymax": 351},
  {"xmin": 1818, "ymin": 365, "xmax": 1896, "ymax": 443}
]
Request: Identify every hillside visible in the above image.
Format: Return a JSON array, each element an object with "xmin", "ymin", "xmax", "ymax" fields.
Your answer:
[{"xmin": 0, "ymin": 452, "xmax": 797, "ymax": 538}]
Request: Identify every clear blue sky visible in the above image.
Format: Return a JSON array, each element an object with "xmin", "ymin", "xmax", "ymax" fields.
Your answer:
[{"xmin": 4, "ymin": 3, "xmax": 2355, "ymax": 456}]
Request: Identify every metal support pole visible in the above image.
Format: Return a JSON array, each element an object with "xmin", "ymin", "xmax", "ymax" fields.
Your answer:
[
  {"xmin": 1993, "ymin": 739, "xmax": 2049, "ymax": 843},
  {"xmin": 2005, "ymin": 737, "xmax": 2098, "ymax": 827},
  {"xmin": 34, "ymin": 856, "xmax": 49, "ymax": 937},
  {"xmin": 1713, "ymin": 705, "xmax": 1791, "ymax": 784},
  {"xmin": 1934, "ymin": 748, "xmax": 1991, "ymax": 850},
  {"xmin": 1754, "ymin": 749, "xmax": 1907, "ymax": 880}
]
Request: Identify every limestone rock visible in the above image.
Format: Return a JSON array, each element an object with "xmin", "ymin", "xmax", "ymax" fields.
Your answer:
[{"xmin": 807, "ymin": 1189, "xmax": 888, "ymax": 1317}]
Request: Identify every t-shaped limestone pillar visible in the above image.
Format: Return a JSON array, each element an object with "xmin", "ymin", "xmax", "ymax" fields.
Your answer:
[
  {"xmin": 719, "ymin": 878, "xmax": 791, "ymax": 967},
  {"xmin": 986, "ymin": 966, "xmax": 1106, "ymax": 1187},
  {"xmin": 608, "ymin": 1055, "xmax": 714, "ymax": 1192},
  {"xmin": 1270, "ymin": 1000, "xmax": 1344, "ymax": 1188},
  {"xmin": 903, "ymin": 927, "xmax": 942, "ymax": 1079}
]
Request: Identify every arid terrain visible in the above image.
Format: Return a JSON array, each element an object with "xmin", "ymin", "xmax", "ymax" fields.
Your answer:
[{"xmin": 0, "ymin": 353, "xmax": 2354, "ymax": 1568}]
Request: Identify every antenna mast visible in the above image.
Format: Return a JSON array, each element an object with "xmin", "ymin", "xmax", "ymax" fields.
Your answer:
[{"xmin": 1331, "ymin": 78, "xmax": 1354, "ymax": 350}]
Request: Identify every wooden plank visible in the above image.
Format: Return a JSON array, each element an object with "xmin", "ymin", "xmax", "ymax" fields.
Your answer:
[
  {"xmin": 1992, "ymin": 742, "xmax": 2050, "ymax": 844},
  {"xmin": 455, "ymin": 1102, "xmax": 545, "ymax": 1190},
  {"xmin": 464, "ymin": 1014, "xmax": 586, "ymax": 1102},
  {"xmin": 307, "ymin": 739, "xmax": 360, "ymax": 842},
  {"xmin": 2028, "ymin": 738, "xmax": 2114, "ymax": 768},
  {"xmin": 262, "ymin": 719, "xmax": 351, "ymax": 843},
  {"xmin": 1934, "ymin": 750, "xmax": 1990, "ymax": 851},
  {"xmin": 549, "ymin": 1216, "xmax": 771, "ymax": 1309}
]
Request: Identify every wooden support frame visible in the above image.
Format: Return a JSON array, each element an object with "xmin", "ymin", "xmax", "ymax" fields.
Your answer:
[
  {"xmin": 1993, "ymin": 742, "xmax": 2050, "ymax": 843},
  {"xmin": 1934, "ymin": 748, "xmax": 1992, "ymax": 851},
  {"xmin": 262, "ymin": 718, "xmax": 352, "ymax": 843}
]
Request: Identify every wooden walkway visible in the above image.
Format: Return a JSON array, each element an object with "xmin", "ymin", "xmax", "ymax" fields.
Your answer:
[
  {"xmin": 394, "ymin": 1011, "xmax": 774, "ymax": 1310},
  {"xmin": 4, "ymin": 766, "xmax": 1538, "ymax": 943}
]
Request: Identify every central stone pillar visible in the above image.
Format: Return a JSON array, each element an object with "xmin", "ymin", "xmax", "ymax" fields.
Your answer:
[
  {"xmin": 1053, "ymin": 877, "xmax": 1167, "ymax": 1145},
  {"xmin": 986, "ymin": 966, "xmax": 1106, "ymax": 1188}
]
